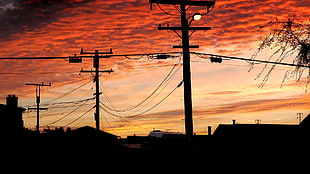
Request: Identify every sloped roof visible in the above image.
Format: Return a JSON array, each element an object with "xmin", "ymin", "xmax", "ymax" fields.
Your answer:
[
  {"xmin": 212, "ymin": 122, "xmax": 300, "ymax": 141},
  {"xmin": 68, "ymin": 126, "xmax": 118, "ymax": 138},
  {"xmin": 299, "ymin": 114, "xmax": 310, "ymax": 128}
]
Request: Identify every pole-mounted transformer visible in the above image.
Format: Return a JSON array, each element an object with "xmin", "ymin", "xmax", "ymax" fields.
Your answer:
[
  {"xmin": 69, "ymin": 54, "xmax": 82, "ymax": 63},
  {"xmin": 210, "ymin": 56, "xmax": 222, "ymax": 63}
]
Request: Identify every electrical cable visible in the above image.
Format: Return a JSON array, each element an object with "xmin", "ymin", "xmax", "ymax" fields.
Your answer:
[
  {"xmin": 99, "ymin": 106, "xmax": 137, "ymax": 135},
  {"xmin": 43, "ymin": 97, "xmax": 94, "ymax": 126},
  {"xmin": 42, "ymin": 97, "xmax": 95, "ymax": 107},
  {"xmin": 192, "ymin": 52, "xmax": 310, "ymax": 68},
  {"xmin": 62, "ymin": 106, "xmax": 95, "ymax": 127},
  {"xmin": 44, "ymin": 78, "xmax": 93, "ymax": 105},
  {"xmin": 50, "ymin": 76, "xmax": 91, "ymax": 89},
  {"xmin": 101, "ymin": 56, "xmax": 182, "ymax": 113},
  {"xmin": 100, "ymin": 79, "xmax": 183, "ymax": 118},
  {"xmin": 157, "ymin": 4, "xmax": 174, "ymax": 15},
  {"xmin": 0, "ymin": 52, "xmax": 183, "ymax": 60}
]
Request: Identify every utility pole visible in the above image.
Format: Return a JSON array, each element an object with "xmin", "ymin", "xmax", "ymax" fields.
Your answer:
[
  {"xmin": 79, "ymin": 48, "xmax": 113, "ymax": 130},
  {"xmin": 149, "ymin": 0, "xmax": 215, "ymax": 136},
  {"xmin": 25, "ymin": 82, "xmax": 51, "ymax": 133}
]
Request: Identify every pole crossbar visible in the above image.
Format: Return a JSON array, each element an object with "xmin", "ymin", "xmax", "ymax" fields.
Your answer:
[
  {"xmin": 149, "ymin": 0, "xmax": 215, "ymax": 136},
  {"xmin": 79, "ymin": 49, "xmax": 113, "ymax": 130},
  {"xmin": 158, "ymin": 26, "xmax": 211, "ymax": 30},
  {"xmin": 80, "ymin": 69, "xmax": 113, "ymax": 73},
  {"xmin": 25, "ymin": 82, "xmax": 51, "ymax": 133},
  {"xmin": 149, "ymin": 0, "xmax": 215, "ymax": 6}
]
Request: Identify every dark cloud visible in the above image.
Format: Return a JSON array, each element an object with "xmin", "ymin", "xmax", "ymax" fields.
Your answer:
[{"xmin": 0, "ymin": 0, "xmax": 92, "ymax": 38}]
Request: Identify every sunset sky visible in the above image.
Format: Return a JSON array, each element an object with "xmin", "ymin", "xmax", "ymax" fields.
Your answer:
[{"xmin": 0, "ymin": 0, "xmax": 309, "ymax": 137}]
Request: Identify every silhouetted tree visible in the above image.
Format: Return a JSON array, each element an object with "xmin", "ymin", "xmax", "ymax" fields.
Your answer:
[{"xmin": 250, "ymin": 17, "xmax": 310, "ymax": 89}]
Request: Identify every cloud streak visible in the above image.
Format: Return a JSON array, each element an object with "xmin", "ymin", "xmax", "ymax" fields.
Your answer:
[{"xmin": 142, "ymin": 93, "xmax": 309, "ymax": 119}]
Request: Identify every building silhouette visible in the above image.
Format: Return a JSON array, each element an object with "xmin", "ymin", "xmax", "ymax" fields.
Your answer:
[
  {"xmin": 213, "ymin": 116, "xmax": 310, "ymax": 140},
  {"xmin": 2, "ymin": 93, "xmax": 310, "ymax": 158},
  {"xmin": 0, "ymin": 95, "xmax": 25, "ymax": 135}
]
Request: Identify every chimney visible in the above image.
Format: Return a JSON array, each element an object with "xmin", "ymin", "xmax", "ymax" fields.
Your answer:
[
  {"xmin": 232, "ymin": 119, "xmax": 236, "ymax": 125},
  {"xmin": 208, "ymin": 125, "xmax": 212, "ymax": 135},
  {"xmin": 6, "ymin": 94, "xmax": 18, "ymax": 108}
]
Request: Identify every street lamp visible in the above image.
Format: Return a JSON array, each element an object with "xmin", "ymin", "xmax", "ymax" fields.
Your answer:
[
  {"xmin": 149, "ymin": 0, "xmax": 215, "ymax": 136},
  {"xmin": 189, "ymin": 13, "xmax": 202, "ymax": 26},
  {"xmin": 193, "ymin": 13, "xmax": 202, "ymax": 21}
]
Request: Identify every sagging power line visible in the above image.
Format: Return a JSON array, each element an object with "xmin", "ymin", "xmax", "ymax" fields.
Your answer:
[
  {"xmin": 192, "ymin": 52, "xmax": 310, "ymax": 68},
  {"xmin": 43, "ymin": 97, "xmax": 95, "ymax": 127},
  {"xmin": 100, "ymin": 57, "xmax": 182, "ymax": 119},
  {"xmin": 100, "ymin": 80, "xmax": 184, "ymax": 119},
  {"xmin": 2, "ymin": 49, "xmax": 310, "ymax": 132},
  {"xmin": 2, "ymin": 51, "xmax": 310, "ymax": 68}
]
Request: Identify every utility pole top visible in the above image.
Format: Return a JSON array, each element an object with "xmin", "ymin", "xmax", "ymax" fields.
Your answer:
[
  {"xmin": 158, "ymin": 26, "xmax": 212, "ymax": 31},
  {"xmin": 80, "ymin": 48, "xmax": 113, "ymax": 55},
  {"xmin": 149, "ymin": 0, "xmax": 215, "ymax": 136},
  {"xmin": 25, "ymin": 82, "xmax": 51, "ymax": 86},
  {"xmin": 149, "ymin": 0, "xmax": 215, "ymax": 7},
  {"xmin": 78, "ymin": 49, "xmax": 113, "ymax": 130},
  {"xmin": 26, "ymin": 82, "xmax": 51, "ymax": 133}
]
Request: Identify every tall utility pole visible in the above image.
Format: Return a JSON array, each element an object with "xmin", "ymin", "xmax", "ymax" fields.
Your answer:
[
  {"xmin": 149, "ymin": 0, "xmax": 215, "ymax": 136},
  {"xmin": 79, "ymin": 49, "xmax": 113, "ymax": 130},
  {"xmin": 25, "ymin": 82, "xmax": 51, "ymax": 133}
]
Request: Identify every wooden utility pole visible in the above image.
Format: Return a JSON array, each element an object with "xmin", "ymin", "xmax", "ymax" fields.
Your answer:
[
  {"xmin": 79, "ymin": 49, "xmax": 113, "ymax": 130},
  {"xmin": 149, "ymin": 0, "xmax": 215, "ymax": 136},
  {"xmin": 25, "ymin": 82, "xmax": 51, "ymax": 133}
]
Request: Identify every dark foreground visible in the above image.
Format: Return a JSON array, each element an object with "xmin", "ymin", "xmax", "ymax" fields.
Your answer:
[{"xmin": 3, "ymin": 133, "xmax": 310, "ymax": 173}]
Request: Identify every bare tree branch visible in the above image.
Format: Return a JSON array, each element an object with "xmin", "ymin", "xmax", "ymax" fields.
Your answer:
[{"xmin": 251, "ymin": 17, "xmax": 310, "ymax": 89}]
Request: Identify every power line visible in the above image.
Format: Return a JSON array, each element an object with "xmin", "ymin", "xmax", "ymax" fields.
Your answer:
[
  {"xmin": 100, "ymin": 79, "xmax": 183, "ymax": 118},
  {"xmin": 0, "ymin": 56, "xmax": 69, "ymax": 60},
  {"xmin": 42, "ymin": 97, "xmax": 95, "ymax": 107},
  {"xmin": 4, "ymin": 48, "xmax": 309, "ymax": 133},
  {"xmin": 101, "ymin": 56, "xmax": 182, "ymax": 113},
  {"xmin": 63, "ymin": 106, "xmax": 95, "ymax": 128},
  {"xmin": 192, "ymin": 52, "xmax": 310, "ymax": 68},
  {"xmin": 0, "ymin": 52, "xmax": 182, "ymax": 60},
  {"xmin": 0, "ymin": 51, "xmax": 309, "ymax": 69},
  {"xmin": 43, "ymin": 97, "xmax": 94, "ymax": 127},
  {"xmin": 42, "ymin": 78, "xmax": 93, "ymax": 106}
]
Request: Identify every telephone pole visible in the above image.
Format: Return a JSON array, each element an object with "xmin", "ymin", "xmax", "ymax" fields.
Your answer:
[
  {"xmin": 79, "ymin": 49, "xmax": 113, "ymax": 130},
  {"xmin": 149, "ymin": 0, "xmax": 215, "ymax": 136},
  {"xmin": 25, "ymin": 82, "xmax": 51, "ymax": 133}
]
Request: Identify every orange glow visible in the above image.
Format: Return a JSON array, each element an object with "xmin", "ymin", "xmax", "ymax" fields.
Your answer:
[{"xmin": 0, "ymin": 0, "xmax": 309, "ymax": 137}]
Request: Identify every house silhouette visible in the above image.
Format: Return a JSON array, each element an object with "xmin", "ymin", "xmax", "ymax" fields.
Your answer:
[
  {"xmin": 209, "ymin": 115, "xmax": 310, "ymax": 155},
  {"xmin": 213, "ymin": 115, "xmax": 310, "ymax": 139},
  {"xmin": 0, "ymin": 95, "xmax": 25, "ymax": 135}
]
